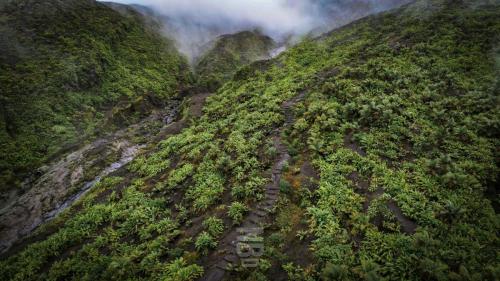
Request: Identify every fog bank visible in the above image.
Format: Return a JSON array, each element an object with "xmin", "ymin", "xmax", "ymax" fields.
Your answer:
[{"xmin": 109, "ymin": 0, "xmax": 411, "ymax": 61}]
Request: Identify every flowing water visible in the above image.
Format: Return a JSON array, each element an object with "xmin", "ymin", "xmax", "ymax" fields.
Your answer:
[
  {"xmin": 42, "ymin": 144, "xmax": 144, "ymax": 222},
  {"xmin": 0, "ymin": 101, "xmax": 181, "ymax": 254}
]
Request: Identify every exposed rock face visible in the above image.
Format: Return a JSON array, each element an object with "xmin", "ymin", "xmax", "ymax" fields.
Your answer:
[
  {"xmin": 0, "ymin": 138, "xmax": 132, "ymax": 254},
  {"xmin": 0, "ymin": 102, "xmax": 181, "ymax": 254}
]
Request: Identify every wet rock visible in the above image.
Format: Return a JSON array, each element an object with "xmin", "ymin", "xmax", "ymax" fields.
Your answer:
[{"xmin": 0, "ymin": 100, "xmax": 182, "ymax": 255}]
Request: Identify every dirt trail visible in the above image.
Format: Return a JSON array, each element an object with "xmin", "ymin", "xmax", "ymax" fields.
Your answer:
[
  {"xmin": 343, "ymin": 132, "xmax": 417, "ymax": 234},
  {"xmin": 199, "ymin": 93, "xmax": 305, "ymax": 281},
  {"xmin": 387, "ymin": 200, "xmax": 417, "ymax": 234},
  {"xmin": 0, "ymin": 93, "xmax": 211, "ymax": 256}
]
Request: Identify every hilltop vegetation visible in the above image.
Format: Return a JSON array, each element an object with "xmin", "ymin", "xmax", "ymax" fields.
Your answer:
[
  {"xmin": 195, "ymin": 30, "xmax": 276, "ymax": 91},
  {"xmin": 0, "ymin": 0, "xmax": 190, "ymax": 190},
  {"xmin": 311, "ymin": 0, "xmax": 413, "ymax": 29},
  {"xmin": 0, "ymin": 0, "xmax": 499, "ymax": 280}
]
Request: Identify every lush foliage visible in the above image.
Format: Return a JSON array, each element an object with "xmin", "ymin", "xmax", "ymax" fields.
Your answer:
[
  {"xmin": 195, "ymin": 30, "xmax": 276, "ymax": 91},
  {"xmin": 228, "ymin": 202, "xmax": 249, "ymax": 225},
  {"xmin": 272, "ymin": 1, "xmax": 499, "ymax": 280},
  {"xmin": 0, "ymin": 177, "xmax": 204, "ymax": 280},
  {"xmin": 0, "ymin": 0, "xmax": 190, "ymax": 190},
  {"xmin": 195, "ymin": 231, "xmax": 217, "ymax": 255},
  {"xmin": 203, "ymin": 216, "xmax": 225, "ymax": 237},
  {"xmin": 1, "ymin": 0, "xmax": 499, "ymax": 280}
]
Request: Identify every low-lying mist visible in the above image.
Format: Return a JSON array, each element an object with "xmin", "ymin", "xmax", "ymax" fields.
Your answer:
[{"xmin": 110, "ymin": 0, "xmax": 412, "ymax": 61}]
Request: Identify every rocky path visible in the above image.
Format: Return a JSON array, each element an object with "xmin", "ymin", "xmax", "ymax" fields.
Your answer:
[{"xmin": 200, "ymin": 93, "xmax": 305, "ymax": 281}]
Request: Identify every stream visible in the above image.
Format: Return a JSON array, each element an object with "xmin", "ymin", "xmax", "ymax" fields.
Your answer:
[
  {"xmin": 42, "ymin": 144, "xmax": 144, "ymax": 222},
  {"xmin": 0, "ymin": 100, "xmax": 181, "ymax": 255}
]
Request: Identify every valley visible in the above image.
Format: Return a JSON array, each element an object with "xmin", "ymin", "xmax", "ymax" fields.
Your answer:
[
  {"xmin": 0, "ymin": 0, "xmax": 499, "ymax": 281},
  {"xmin": 0, "ymin": 97, "xmax": 182, "ymax": 255}
]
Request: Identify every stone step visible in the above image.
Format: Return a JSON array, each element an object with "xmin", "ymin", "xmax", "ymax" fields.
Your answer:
[
  {"xmin": 241, "ymin": 220, "xmax": 259, "ymax": 228},
  {"xmin": 265, "ymin": 197, "xmax": 277, "ymax": 204},
  {"xmin": 215, "ymin": 260, "xmax": 229, "ymax": 270},
  {"xmin": 266, "ymin": 194, "xmax": 278, "ymax": 201},
  {"xmin": 266, "ymin": 195, "xmax": 278, "ymax": 201},
  {"xmin": 258, "ymin": 204, "xmax": 273, "ymax": 212},
  {"xmin": 267, "ymin": 189, "xmax": 279, "ymax": 195},
  {"xmin": 256, "ymin": 205, "xmax": 268, "ymax": 211},
  {"xmin": 247, "ymin": 214, "xmax": 262, "ymax": 224},
  {"xmin": 253, "ymin": 209, "xmax": 267, "ymax": 217},
  {"xmin": 202, "ymin": 267, "xmax": 226, "ymax": 281},
  {"xmin": 265, "ymin": 198, "xmax": 276, "ymax": 205},
  {"xmin": 264, "ymin": 183, "xmax": 275, "ymax": 189},
  {"xmin": 224, "ymin": 254, "xmax": 239, "ymax": 264},
  {"xmin": 271, "ymin": 174, "xmax": 280, "ymax": 183},
  {"xmin": 268, "ymin": 185, "xmax": 280, "ymax": 191},
  {"xmin": 263, "ymin": 204, "xmax": 275, "ymax": 212}
]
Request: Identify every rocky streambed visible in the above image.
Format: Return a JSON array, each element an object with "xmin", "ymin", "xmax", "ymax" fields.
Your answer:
[{"xmin": 0, "ymin": 100, "xmax": 182, "ymax": 254}]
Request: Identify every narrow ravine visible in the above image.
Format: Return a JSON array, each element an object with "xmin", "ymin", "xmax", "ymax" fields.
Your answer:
[
  {"xmin": 42, "ymin": 143, "xmax": 145, "ymax": 222},
  {"xmin": 0, "ymin": 99, "xmax": 184, "ymax": 255},
  {"xmin": 200, "ymin": 92, "xmax": 305, "ymax": 281}
]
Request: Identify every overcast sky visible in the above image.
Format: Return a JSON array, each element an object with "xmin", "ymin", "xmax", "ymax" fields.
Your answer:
[
  {"xmin": 109, "ymin": 0, "xmax": 321, "ymax": 35},
  {"xmin": 105, "ymin": 0, "xmax": 409, "ymax": 60}
]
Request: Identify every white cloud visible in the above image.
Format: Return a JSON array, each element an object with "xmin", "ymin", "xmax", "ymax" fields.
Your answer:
[
  {"xmin": 131, "ymin": 0, "xmax": 318, "ymax": 35},
  {"xmin": 107, "ymin": 0, "xmax": 409, "ymax": 60}
]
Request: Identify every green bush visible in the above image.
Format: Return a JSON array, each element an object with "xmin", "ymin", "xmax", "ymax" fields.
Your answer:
[
  {"xmin": 279, "ymin": 179, "xmax": 292, "ymax": 194},
  {"xmin": 228, "ymin": 202, "xmax": 248, "ymax": 225},
  {"xmin": 202, "ymin": 216, "xmax": 225, "ymax": 237},
  {"xmin": 195, "ymin": 231, "xmax": 217, "ymax": 255},
  {"xmin": 162, "ymin": 258, "xmax": 204, "ymax": 281}
]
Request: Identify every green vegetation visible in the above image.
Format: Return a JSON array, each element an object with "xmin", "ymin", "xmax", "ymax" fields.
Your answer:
[
  {"xmin": 0, "ymin": 0, "xmax": 190, "ymax": 190},
  {"xmin": 195, "ymin": 231, "xmax": 217, "ymax": 255},
  {"xmin": 228, "ymin": 202, "xmax": 249, "ymax": 225},
  {"xmin": 203, "ymin": 216, "xmax": 225, "ymax": 237},
  {"xmin": 1, "ymin": 0, "xmax": 499, "ymax": 280},
  {"xmin": 0, "ymin": 177, "xmax": 204, "ymax": 280},
  {"xmin": 163, "ymin": 258, "xmax": 204, "ymax": 281},
  {"xmin": 272, "ymin": 0, "xmax": 499, "ymax": 279},
  {"xmin": 195, "ymin": 30, "xmax": 276, "ymax": 91},
  {"xmin": 279, "ymin": 179, "xmax": 292, "ymax": 194}
]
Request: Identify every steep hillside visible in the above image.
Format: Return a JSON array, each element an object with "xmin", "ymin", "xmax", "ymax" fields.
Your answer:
[
  {"xmin": 195, "ymin": 30, "xmax": 276, "ymax": 91},
  {"xmin": 1, "ymin": 0, "xmax": 499, "ymax": 281},
  {"xmin": 0, "ymin": 0, "xmax": 190, "ymax": 191},
  {"xmin": 312, "ymin": 0, "xmax": 412, "ymax": 29}
]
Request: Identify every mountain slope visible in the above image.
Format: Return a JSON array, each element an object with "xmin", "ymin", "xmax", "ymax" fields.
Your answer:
[
  {"xmin": 0, "ymin": 0, "xmax": 190, "ymax": 191},
  {"xmin": 312, "ymin": 0, "xmax": 412, "ymax": 28},
  {"xmin": 1, "ymin": 0, "xmax": 499, "ymax": 280},
  {"xmin": 195, "ymin": 30, "xmax": 276, "ymax": 91}
]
